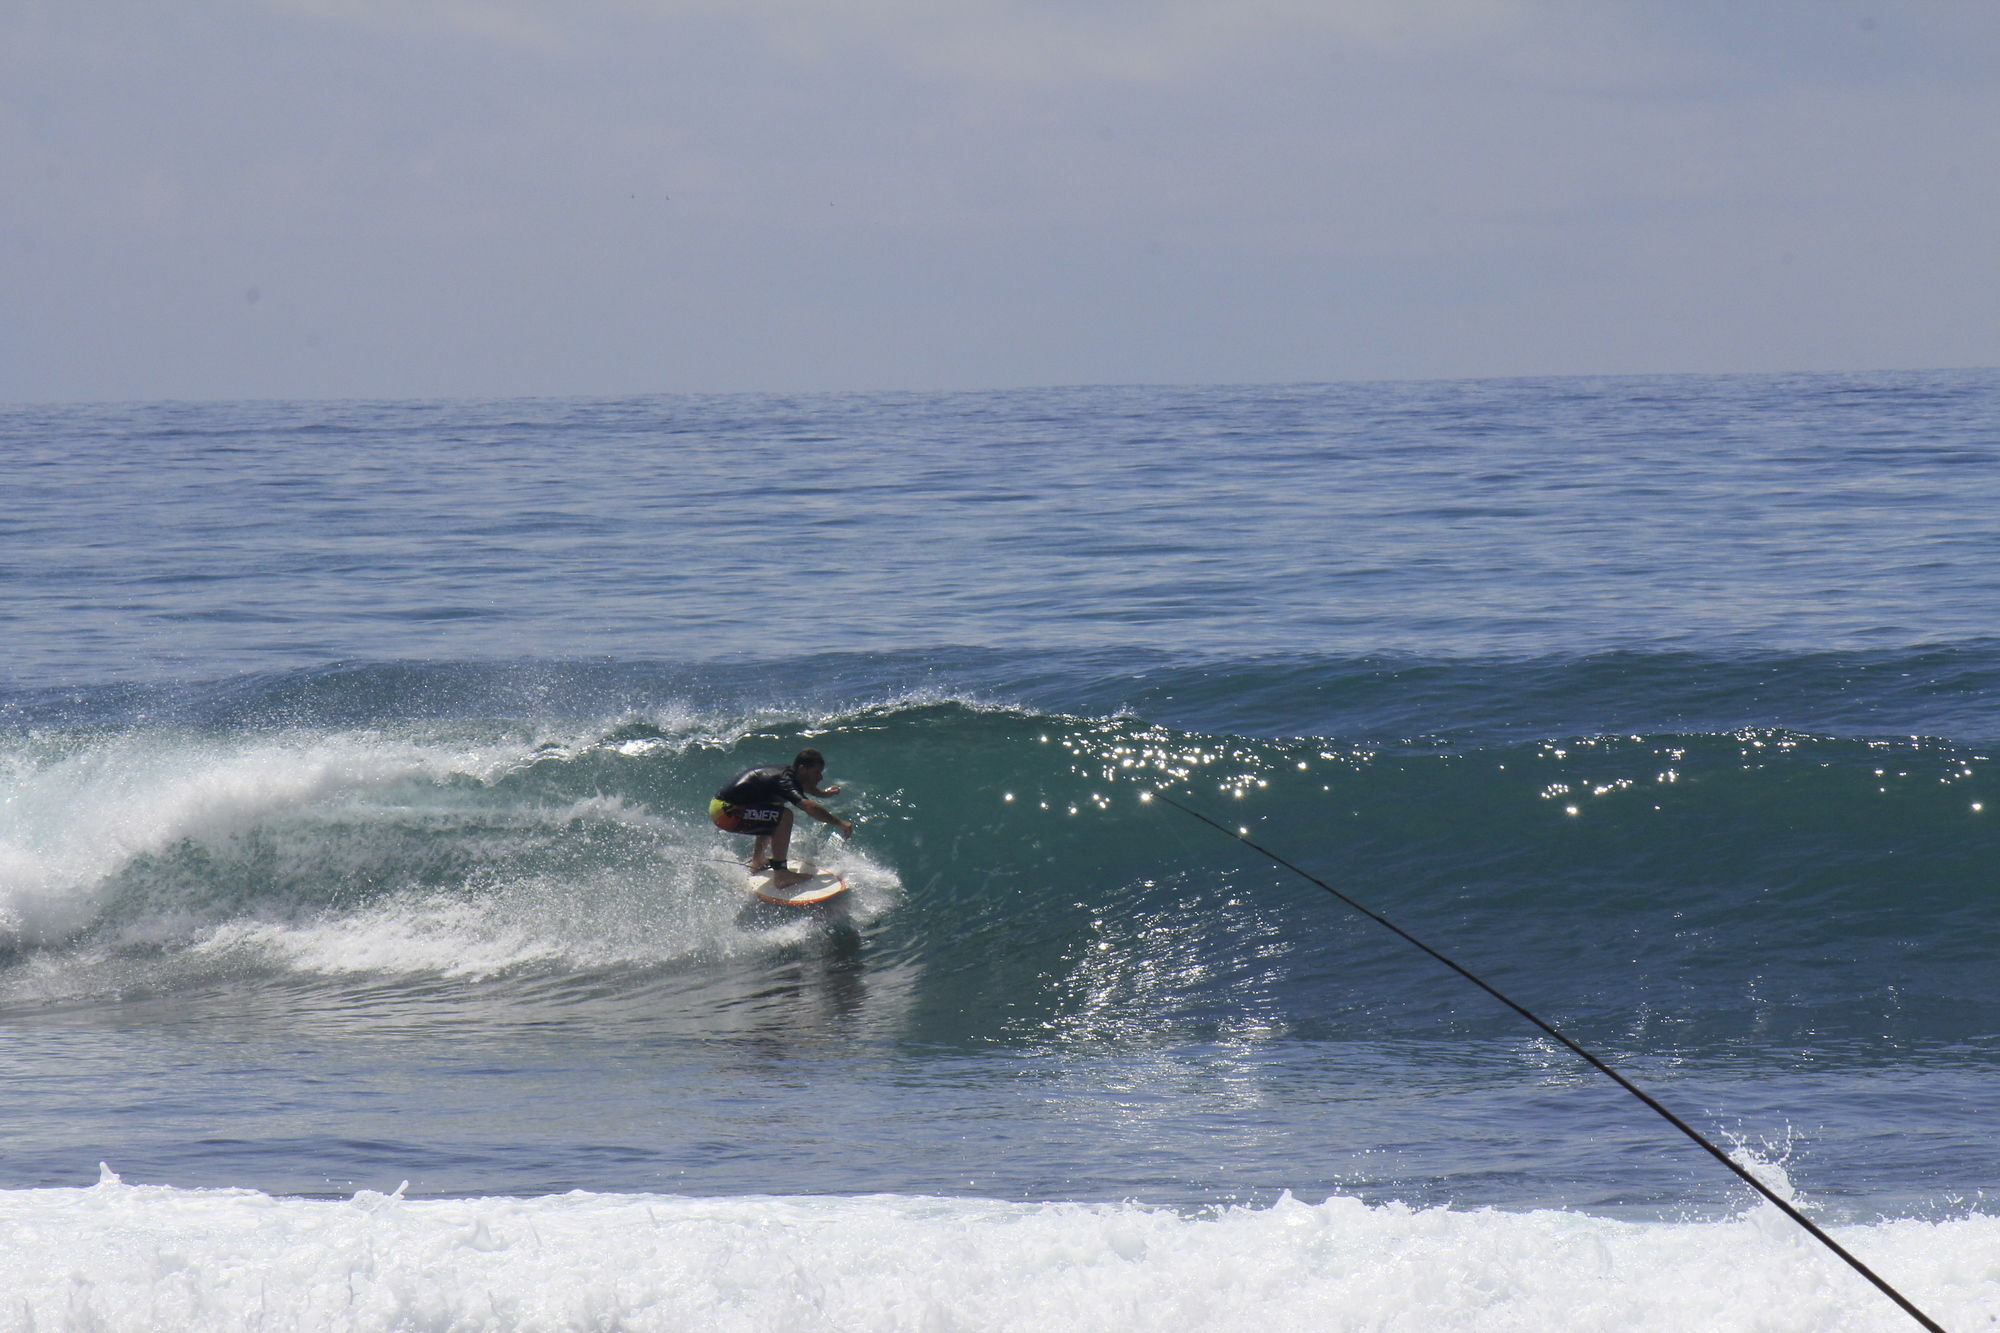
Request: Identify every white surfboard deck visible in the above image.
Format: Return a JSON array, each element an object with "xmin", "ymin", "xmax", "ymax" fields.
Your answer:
[{"xmin": 746, "ymin": 863, "xmax": 850, "ymax": 906}]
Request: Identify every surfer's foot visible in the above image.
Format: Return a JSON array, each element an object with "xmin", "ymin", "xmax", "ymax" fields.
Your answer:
[
  {"xmin": 749, "ymin": 856, "xmax": 770, "ymax": 872},
  {"xmin": 771, "ymin": 866, "xmax": 809, "ymax": 889}
]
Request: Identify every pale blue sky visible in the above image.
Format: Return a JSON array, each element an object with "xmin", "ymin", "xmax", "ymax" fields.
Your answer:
[{"xmin": 5, "ymin": 1, "xmax": 1997, "ymax": 401}]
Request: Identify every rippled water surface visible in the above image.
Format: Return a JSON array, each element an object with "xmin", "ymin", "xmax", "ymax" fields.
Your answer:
[{"xmin": 4, "ymin": 371, "xmax": 1998, "ymax": 1238}]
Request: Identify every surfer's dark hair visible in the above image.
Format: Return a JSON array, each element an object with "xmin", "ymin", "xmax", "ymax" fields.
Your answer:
[{"xmin": 794, "ymin": 747, "xmax": 826, "ymax": 770}]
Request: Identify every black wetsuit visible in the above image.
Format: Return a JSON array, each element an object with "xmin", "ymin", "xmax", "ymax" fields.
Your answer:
[
  {"xmin": 716, "ymin": 765, "xmax": 807, "ymax": 810},
  {"xmin": 710, "ymin": 765, "xmax": 808, "ymax": 834}
]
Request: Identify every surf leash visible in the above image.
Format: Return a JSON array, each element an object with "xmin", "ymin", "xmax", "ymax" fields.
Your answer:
[{"xmin": 1147, "ymin": 788, "xmax": 1945, "ymax": 1333}]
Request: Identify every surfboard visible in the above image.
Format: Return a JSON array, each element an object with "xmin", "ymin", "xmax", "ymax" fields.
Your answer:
[{"xmin": 746, "ymin": 864, "xmax": 850, "ymax": 906}]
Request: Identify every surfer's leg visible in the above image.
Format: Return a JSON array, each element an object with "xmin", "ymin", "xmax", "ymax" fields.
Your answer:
[
  {"xmin": 769, "ymin": 807, "xmax": 794, "ymax": 864},
  {"xmin": 769, "ymin": 809, "xmax": 807, "ymax": 887},
  {"xmin": 750, "ymin": 833, "xmax": 772, "ymax": 872}
]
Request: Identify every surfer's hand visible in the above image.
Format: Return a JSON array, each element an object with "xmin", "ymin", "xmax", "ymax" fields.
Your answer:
[{"xmin": 820, "ymin": 784, "xmax": 842, "ymax": 796}]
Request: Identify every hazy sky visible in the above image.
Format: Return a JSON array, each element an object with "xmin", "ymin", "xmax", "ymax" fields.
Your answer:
[{"xmin": 6, "ymin": 1, "xmax": 1997, "ymax": 402}]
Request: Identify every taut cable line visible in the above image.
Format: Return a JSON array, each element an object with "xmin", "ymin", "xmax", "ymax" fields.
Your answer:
[{"xmin": 1147, "ymin": 788, "xmax": 1944, "ymax": 1333}]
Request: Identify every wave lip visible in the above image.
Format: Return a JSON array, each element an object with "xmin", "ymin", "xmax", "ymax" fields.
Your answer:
[
  {"xmin": 3, "ymin": 1173, "xmax": 1990, "ymax": 1332},
  {"xmin": 16, "ymin": 642, "xmax": 2000, "ymax": 754}
]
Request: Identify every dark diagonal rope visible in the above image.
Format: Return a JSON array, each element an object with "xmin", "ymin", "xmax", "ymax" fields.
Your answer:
[{"xmin": 1148, "ymin": 789, "xmax": 1944, "ymax": 1333}]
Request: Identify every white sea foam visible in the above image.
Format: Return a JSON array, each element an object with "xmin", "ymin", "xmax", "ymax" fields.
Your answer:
[
  {"xmin": 184, "ymin": 842, "xmax": 899, "ymax": 981},
  {"xmin": 1, "ymin": 1173, "xmax": 1991, "ymax": 1332},
  {"xmin": 0, "ymin": 719, "xmax": 902, "ymax": 1012},
  {"xmin": 0, "ymin": 709, "xmax": 899, "ymax": 1016},
  {"xmin": 0, "ymin": 731, "xmax": 483, "ymax": 944}
]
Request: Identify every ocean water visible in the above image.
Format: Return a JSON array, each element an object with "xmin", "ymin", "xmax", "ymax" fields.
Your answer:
[{"xmin": 3, "ymin": 370, "xmax": 1999, "ymax": 1329}]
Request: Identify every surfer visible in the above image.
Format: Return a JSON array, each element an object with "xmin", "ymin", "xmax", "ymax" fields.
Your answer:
[{"xmin": 709, "ymin": 748, "xmax": 853, "ymax": 889}]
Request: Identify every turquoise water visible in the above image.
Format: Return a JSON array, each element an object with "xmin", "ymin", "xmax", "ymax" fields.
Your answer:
[{"xmin": 3, "ymin": 370, "xmax": 1998, "ymax": 1328}]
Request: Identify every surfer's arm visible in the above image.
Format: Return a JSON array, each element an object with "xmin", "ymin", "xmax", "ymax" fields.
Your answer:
[{"xmin": 798, "ymin": 798, "xmax": 854, "ymax": 838}]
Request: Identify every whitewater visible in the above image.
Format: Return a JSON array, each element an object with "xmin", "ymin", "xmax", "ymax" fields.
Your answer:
[
  {"xmin": 8, "ymin": 1169, "xmax": 1997, "ymax": 1331},
  {"xmin": 4, "ymin": 372, "xmax": 1999, "ymax": 1330}
]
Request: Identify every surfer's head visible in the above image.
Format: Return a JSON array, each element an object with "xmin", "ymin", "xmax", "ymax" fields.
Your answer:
[{"xmin": 793, "ymin": 747, "xmax": 826, "ymax": 775}]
